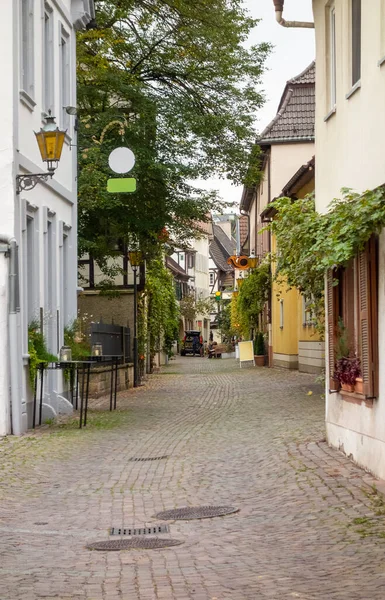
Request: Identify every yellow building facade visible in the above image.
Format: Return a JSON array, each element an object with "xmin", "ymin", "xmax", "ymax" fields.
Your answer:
[{"xmin": 270, "ymin": 169, "xmax": 325, "ymax": 374}]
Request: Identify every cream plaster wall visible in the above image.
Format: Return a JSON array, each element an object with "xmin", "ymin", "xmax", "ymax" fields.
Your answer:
[{"xmin": 313, "ymin": 0, "xmax": 385, "ymax": 478}]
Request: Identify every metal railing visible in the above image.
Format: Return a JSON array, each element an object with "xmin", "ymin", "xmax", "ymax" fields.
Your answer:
[{"xmin": 90, "ymin": 320, "xmax": 131, "ymax": 363}]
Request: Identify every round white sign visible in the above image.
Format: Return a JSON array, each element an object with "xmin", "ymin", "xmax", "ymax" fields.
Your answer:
[{"xmin": 108, "ymin": 147, "xmax": 135, "ymax": 174}]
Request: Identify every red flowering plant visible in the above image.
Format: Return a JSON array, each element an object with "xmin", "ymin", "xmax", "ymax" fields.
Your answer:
[{"xmin": 333, "ymin": 356, "xmax": 361, "ymax": 386}]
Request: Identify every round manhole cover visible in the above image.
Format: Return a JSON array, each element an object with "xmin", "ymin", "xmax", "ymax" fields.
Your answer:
[
  {"xmin": 155, "ymin": 506, "xmax": 239, "ymax": 520},
  {"xmin": 86, "ymin": 538, "xmax": 183, "ymax": 551}
]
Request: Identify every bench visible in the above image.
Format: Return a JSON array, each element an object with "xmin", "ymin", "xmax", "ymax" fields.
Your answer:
[{"xmin": 211, "ymin": 344, "xmax": 228, "ymax": 358}]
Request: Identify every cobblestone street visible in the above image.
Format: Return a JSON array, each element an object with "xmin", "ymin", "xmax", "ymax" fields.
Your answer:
[{"xmin": 1, "ymin": 357, "xmax": 385, "ymax": 600}]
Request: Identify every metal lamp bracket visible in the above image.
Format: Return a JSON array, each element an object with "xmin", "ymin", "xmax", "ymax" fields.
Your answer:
[{"xmin": 16, "ymin": 173, "xmax": 53, "ymax": 195}]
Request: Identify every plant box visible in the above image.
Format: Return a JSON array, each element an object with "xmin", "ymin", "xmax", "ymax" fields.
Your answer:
[
  {"xmin": 354, "ymin": 377, "xmax": 364, "ymax": 394},
  {"xmin": 254, "ymin": 355, "xmax": 265, "ymax": 367},
  {"xmin": 341, "ymin": 382, "xmax": 355, "ymax": 393}
]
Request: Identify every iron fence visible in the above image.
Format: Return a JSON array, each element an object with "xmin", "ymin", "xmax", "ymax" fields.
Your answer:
[{"xmin": 90, "ymin": 320, "xmax": 131, "ymax": 363}]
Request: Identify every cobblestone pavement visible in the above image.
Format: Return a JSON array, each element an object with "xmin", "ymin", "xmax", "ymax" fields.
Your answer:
[{"xmin": 1, "ymin": 357, "xmax": 385, "ymax": 600}]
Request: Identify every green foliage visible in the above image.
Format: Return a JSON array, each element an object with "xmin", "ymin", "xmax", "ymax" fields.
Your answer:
[
  {"xmin": 180, "ymin": 294, "xmax": 213, "ymax": 322},
  {"xmin": 253, "ymin": 331, "xmax": 265, "ymax": 356},
  {"xmin": 76, "ymin": 0, "xmax": 270, "ymax": 268},
  {"xmin": 28, "ymin": 322, "xmax": 58, "ymax": 389},
  {"xmin": 145, "ymin": 257, "xmax": 180, "ymax": 357},
  {"xmin": 237, "ymin": 261, "xmax": 271, "ymax": 332},
  {"xmin": 267, "ymin": 187, "xmax": 385, "ymax": 330},
  {"xmin": 64, "ymin": 320, "xmax": 91, "ymax": 360},
  {"xmin": 216, "ymin": 300, "xmax": 231, "ymax": 339}
]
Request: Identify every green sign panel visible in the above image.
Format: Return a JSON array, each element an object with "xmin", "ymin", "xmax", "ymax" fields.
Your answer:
[{"xmin": 107, "ymin": 178, "xmax": 137, "ymax": 193}]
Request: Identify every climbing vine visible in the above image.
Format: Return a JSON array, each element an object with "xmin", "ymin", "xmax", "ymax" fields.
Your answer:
[
  {"xmin": 267, "ymin": 186, "xmax": 385, "ymax": 329},
  {"xmin": 28, "ymin": 322, "xmax": 58, "ymax": 390},
  {"xmin": 237, "ymin": 261, "xmax": 271, "ymax": 333},
  {"xmin": 145, "ymin": 257, "xmax": 180, "ymax": 357}
]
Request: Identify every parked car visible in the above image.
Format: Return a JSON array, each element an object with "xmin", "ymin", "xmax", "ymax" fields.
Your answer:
[{"xmin": 181, "ymin": 330, "xmax": 202, "ymax": 356}]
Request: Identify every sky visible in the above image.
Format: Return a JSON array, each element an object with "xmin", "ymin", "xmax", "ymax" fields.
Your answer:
[{"xmin": 196, "ymin": 0, "xmax": 315, "ymax": 206}]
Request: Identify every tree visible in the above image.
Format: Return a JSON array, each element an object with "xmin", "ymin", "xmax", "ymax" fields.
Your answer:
[{"xmin": 76, "ymin": 0, "xmax": 270, "ymax": 266}]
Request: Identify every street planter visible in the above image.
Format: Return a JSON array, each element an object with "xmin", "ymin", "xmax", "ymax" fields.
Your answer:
[{"xmin": 254, "ymin": 355, "xmax": 265, "ymax": 367}]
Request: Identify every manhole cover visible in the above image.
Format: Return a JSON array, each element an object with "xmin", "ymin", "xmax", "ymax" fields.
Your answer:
[
  {"xmin": 129, "ymin": 455, "xmax": 169, "ymax": 462},
  {"xmin": 87, "ymin": 538, "xmax": 183, "ymax": 551},
  {"xmin": 110, "ymin": 525, "xmax": 169, "ymax": 536},
  {"xmin": 155, "ymin": 506, "xmax": 239, "ymax": 520}
]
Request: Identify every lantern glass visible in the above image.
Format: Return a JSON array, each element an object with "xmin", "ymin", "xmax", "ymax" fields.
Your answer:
[
  {"xmin": 34, "ymin": 112, "xmax": 67, "ymax": 171},
  {"xmin": 248, "ymin": 256, "xmax": 258, "ymax": 269},
  {"xmin": 92, "ymin": 343, "xmax": 103, "ymax": 357},
  {"xmin": 59, "ymin": 346, "xmax": 72, "ymax": 362},
  {"xmin": 128, "ymin": 251, "xmax": 142, "ymax": 267}
]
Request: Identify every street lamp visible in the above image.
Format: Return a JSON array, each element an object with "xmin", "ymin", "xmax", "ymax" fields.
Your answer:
[
  {"xmin": 16, "ymin": 111, "xmax": 66, "ymax": 194},
  {"xmin": 128, "ymin": 250, "xmax": 142, "ymax": 388}
]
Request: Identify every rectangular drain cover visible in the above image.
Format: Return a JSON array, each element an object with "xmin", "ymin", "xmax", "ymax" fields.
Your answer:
[
  {"xmin": 129, "ymin": 456, "xmax": 169, "ymax": 462},
  {"xmin": 110, "ymin": 525, "xmax": 170, "ymax": 536}
]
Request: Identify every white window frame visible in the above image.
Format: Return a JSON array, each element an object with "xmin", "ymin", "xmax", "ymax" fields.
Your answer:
[
  {"xmin": 209, "ymin": 272, "xmax": 215, "ymax": 286},
  {"xmin": 59, "ymin": 24, "xmax": 71, "ymax": 132},
  {"xmin": 43, "ymin": 3, "xmax": 54, "ymax": 115},
  {"xmin": 379, "ymin": 0, "xmax": 385, "ymax": 66},
  {"xmin": 302, "ymin": 295, "xmax": 315, "ymax": 327},
  {"xmin": 20, "ymin": 0, "xmax": 35, "ymax": 109},
  {"xmin": 329, "ymin": 5, "xmax": 337, "ymax": 109},
  {"xmin": 351, "ymin": 0, "xmax": 361, "ymax": 86}
]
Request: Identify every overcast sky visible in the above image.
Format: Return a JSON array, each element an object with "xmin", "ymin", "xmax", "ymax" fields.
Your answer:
[{"xmin": 197, "ymin": 0, "xmax": 315, "ymax": 206}]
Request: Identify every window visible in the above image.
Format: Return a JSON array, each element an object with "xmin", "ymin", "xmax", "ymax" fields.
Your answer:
[
  {"xmin": 328, "ymin": 5, "xmax": 337, "ymax": 108},
  {"xmin": 60, "ymin": 26, "xmax": 70, "ymax": 131},
  {"xmin": 279, "ymin": 299, "xmax": 284, "ymax": 329},
  {"xmin": 209, "ymin": 272, "xmax": 215, "ymax": 286},
  {"xmin": 187, "ymin": 253, "xmax": 195, "ymax": 269},
  {"xmin": 327, "ymin": 236, "xmax": 378, "ymax": 397},
  {"xmin": 351, "ymin": 0, "xmax": 361, "ymax": 85},
  {"xmin": 302, "ymin": 295, "xmax": 314, "ymax": 327},
  {"xmin": 43, "ymin": 5, "xmax": 54, "ymax": 114},
  {"xmin": 380, "ymin": 0, "xmax": 385, "ymax": 62},
  {"xmin": 20, "ymin": 0, "xmax": 34, "ymax": 100}
]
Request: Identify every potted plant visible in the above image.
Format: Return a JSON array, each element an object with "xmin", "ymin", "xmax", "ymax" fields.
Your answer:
[
  {"xmin": 334, "ymin": 356, "xmax": 361, "ymax": 392},
  {"xmin": 253, "ymin": 331, "xmax": 265, "ymax": 367}
]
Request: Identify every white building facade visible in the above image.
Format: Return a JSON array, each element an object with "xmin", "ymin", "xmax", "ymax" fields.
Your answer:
[
  {"xmin": 312, "ymin": 0, "xmax": 385, "ymax": 477},
  {"xmin": 0, "ymin": 0, "xmax": 94, "ymax": 435}
]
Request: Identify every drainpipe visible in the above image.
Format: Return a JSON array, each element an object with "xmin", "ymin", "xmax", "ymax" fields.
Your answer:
[
  {"xmin": 0, "ymin": 233, "xmax": 21, "ymax": 435},
  {"xmin": 273, "ymin": 0, "xmax": 314, "ymax": 28}
]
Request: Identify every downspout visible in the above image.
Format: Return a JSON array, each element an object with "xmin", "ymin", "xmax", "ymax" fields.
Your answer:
[
  {"xmin": 0, "ymin": 234, "xmax": 21, "ymax": 435},
  {"xmin": 267, "ymin": 152, "xmax": 273, "ymax": 368},
  {"xmin": 273, "ymin": 0, "xmax": 314, "ymax": 28}
]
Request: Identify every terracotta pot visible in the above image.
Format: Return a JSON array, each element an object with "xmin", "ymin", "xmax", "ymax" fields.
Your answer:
[
  {"xmin": 254, "ymin": 355, "xmax": 265, "ymax": 367},
  {"xmin": 354, "ymin": 377, "xmax": 364, "ymax": 394},
  {"xmin": 341, "ymin": 382, "xmax": 355, "ymax": 393}
]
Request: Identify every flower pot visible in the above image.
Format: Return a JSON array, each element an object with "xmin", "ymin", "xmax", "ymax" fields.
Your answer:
[
  {"xmin": 254, "ymin": 355, "xmax": 265, "ymax": 367},
  {"xmin": 341, "ymin": 382, "xmax": 355, "ymax": 393},
  {"xmin": 354, "ymin": 377, "xmax": 364, "ymax": 394}
]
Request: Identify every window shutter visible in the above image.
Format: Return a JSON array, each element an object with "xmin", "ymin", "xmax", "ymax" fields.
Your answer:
[
  {"xmin": 327, "ymin": 270, "xmax": 337, "ymax": 389},
  {"xmin": 358, "ymin": 237, "xmax": 378, "ymax": 397}
]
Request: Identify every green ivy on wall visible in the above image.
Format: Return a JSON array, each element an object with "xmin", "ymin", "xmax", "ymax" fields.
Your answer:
[
  {"xmin": 237, "ymin": 260, "xmax": 271, "ymax": 333},
  {"xmin": 145, "ymin": 257, "xmax": 180, "ymax": 358},
  {"xmin": 267, "ymin": 186, "xmax": 385, "ymax": 330}
]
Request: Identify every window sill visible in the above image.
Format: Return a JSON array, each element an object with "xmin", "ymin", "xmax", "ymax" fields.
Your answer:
[
  {"xmin": 345, "ymin": 80, "xmax": 361, "ymax": 100},
  {"xmin": 339, "ymin": 389, "xmax": 374, "ymax": 407},
  {"xmin": 19, "ymin": 90, "xmax": 36, "ymax": 112},
  {"xmin": 324, "ymin": 106, "xmax": 336, "ymax": 122},
  {"xmin": 378, "ymin": 55, "xmax": 385, "ymax": 67}
]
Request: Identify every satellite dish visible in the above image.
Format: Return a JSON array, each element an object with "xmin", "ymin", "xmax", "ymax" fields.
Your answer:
[{"xmin": 108, "ymin": 147, "xmax": 135, "ymax": 174}]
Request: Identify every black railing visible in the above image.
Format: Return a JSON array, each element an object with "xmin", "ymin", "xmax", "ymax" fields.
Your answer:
[{"xmin": 90, "ymin": 320, "xmax": 131, "ymax": 363}]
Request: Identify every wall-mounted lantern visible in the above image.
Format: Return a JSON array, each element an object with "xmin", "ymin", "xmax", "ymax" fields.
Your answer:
[{"xmin": 16, "ymin": 111, "xmax": 66, "ymax": 194}]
